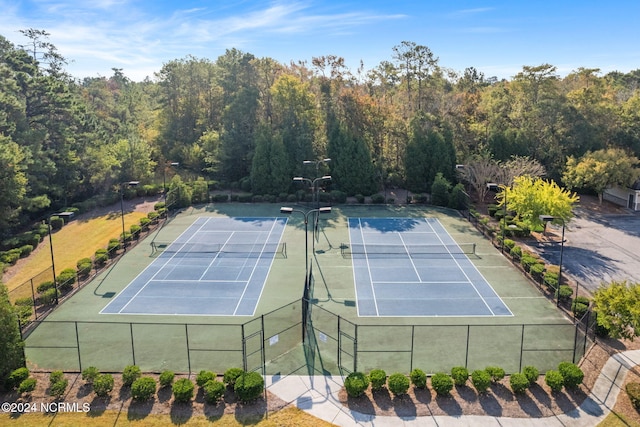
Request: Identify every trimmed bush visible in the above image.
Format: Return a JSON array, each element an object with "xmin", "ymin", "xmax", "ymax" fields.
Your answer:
[
  {"xmin": 522, "ymin": 366, "xmax": 539, "ymax": 385},
  {"xmin": 572, "ymin": 296, "xmax": 590, "ymax": 318},
  {"xmin": 503, "ymin": 239, "xmax": 516, "ymax": 251},
  {"xmin": 57, "ymin": 268, "xmax": 77, "ymax": 292},
  {"xmin": 122, "ymin": 365, "xmax": 141, "ymax": 387},
  {"xmin": 431, "ymin": 373, "xmax": 454, "ymax": 396},
  {"xmin": 545, "ymin": 370, "xmax": 564, "ymax": 392},
  {"xmin": 451, "ymin": 366, "xmax": 469, "ymax": 386},
  {"xmin": 81, "ymin": 366, "xmax": 100, "ymax": 384},
  {"xmin": 19, "ymin": 244, "xmax": 34, "ymax": 257},
  {"xmin": 234, "ymin": 371, "xmax": 264, "ymax": 403},
  {"xmin": 387, "ymin": 373, "xmax": 410, "ymax": 397},
  {"xmin": 543, "ymin": 272, "xmax": 559, "ymax": 289},
  {"xmin": 18, "ymin": 378, "xmax": 37, "ymax": 395},
  {"xmin": 485, "ymin": 366, "xmax": 505, "ymax": 382},
  {"xmin": 510, "ymin": 373, "xmax": 529, "ymax": 394},
  {"xmin": 556, "ymin": 285, "xmax": 573, "ymax": 302},
  {"xmin": 330, "ymin": 190, "xmax": 347, "ymax": 203},
  {"xmin": 94, "ymin": 248, "xmax": 108, "ymax": 267},
  {"xmin": 77, "ymin": 258, "xmax": 93, "ymax": 277},
  {"xmin": 49, "ymin": 378, "xmax": 68, "ymax": 398},
  {"xmin": 369, "ymin": 369, "xmax": 387, "ymax": 391},
  {"xmin": 558, "ymin": 362, "xmax": 584, "ymax": 388},
  {"xmin": 626, "ymin": 382, "xmax": 640, "ymax": 410},
  {"xmin": 172, "ymin": 378, "xmax": 195, "ymax": 403},
  {"xmin": 196, "ymin": 370, "xmax": 216, "ymax": 387},
  {"xmin": 39, "ymin": 288, "xmax": 57, "ymax": 305},
  {"xmin": 37, "ymin": 281, "xmax": 56, "ymax": 293},
  {"xmin": 203, "ymin": 379, "xmax": 225, "ymax": 404},
  {"xmin": 410, "ymin": 368, "xmax": 427, "ymax": 389},
  {"xmin": 8, "ymin": 367, "xmax": 30, "ymax": 389},
  {"xmin": 139, "ymin": 217, "xmax": 152, "ymax": 231},
  {"xmin": 49, "ymin": 216, "xmax": 64, "ymax": 230},
  {"xmin": 471, "ymin": 370, "xmax": 491, "ymax": 393},
  {"xmin": 93, "ymin": 374, "xmax": 114, "ymax": 397},
  {"xmin": 371, "ymin": 193, "xmax": 385, "ymax": 204},
  {"xmin": 510, "ymin": 245, "xmax": 522, "ymax": 260},
  {"xmin": 223, "ymin": 368, "xmax": 244, "ymax": 387},
  {"xmin": 50, "ymin": 370, "xmax": 64, "ymax": 385},
  {"xmin": 159, "ymin": 370, "xmax": 175, "ymax": 388},
  {"xmin": 130, "ymin": 224, "xmax": 142, "ymax": 239},
  {"xmin": 131, "ymin": 377, "xmax": 156, "ymax": 401},
  {"xmin": 344, "ymin": 372, "xmax": 369, "ymax": 398}
]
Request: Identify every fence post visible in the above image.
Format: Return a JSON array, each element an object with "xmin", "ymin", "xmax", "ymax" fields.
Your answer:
[
  {"xmin": 241, "ymin": 323, "xmax": 247, "ymax": 372},
  {"xmin": 129, "ymin": 323, "xmax": 136, "ymax": 365},
  {"xmin": 185, "ymin": 324, "xmax": 191, "ymax": 375},
  {"xmin": 75, "ymin": 321, "xmax": 82, "ymax": 372},
  {"xmin": 572, "ymin": 319, "xmax": 580, "ymax": 363},
  {"xmin": 410, "ymin": 325, "xmax": 415, "ymax": 373},
  {"xmin": 261, "ymin": 315, "xmax": 266, "ymax": 377},
  {"xmin": 465, "ymin": 325, "xmax": 470, "ymax": 368},
  {"xmin": 354, "ymin": 324, "xmax": 358, "ymax": 373},
  {"xmin": 519, "ymin": 324, "xmax": 525, "ymax": 372},
  {"xmin": 30, "ymin": 278, "xmax": 38, "ymax": 320}
]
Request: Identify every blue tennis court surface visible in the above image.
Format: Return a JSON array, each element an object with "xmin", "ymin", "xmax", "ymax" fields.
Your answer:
[
  {"xmin": 101, "ymin": 217, "xmax": 287, "ymax": 316},
  {"xmin": 347, "ymin": 217, "xmax": 512, "ymax": 317}
]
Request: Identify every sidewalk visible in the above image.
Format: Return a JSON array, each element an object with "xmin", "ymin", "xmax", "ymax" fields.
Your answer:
[{"xmin": 265, "ymin": 350, "xmax": 640, "ymax": 426}]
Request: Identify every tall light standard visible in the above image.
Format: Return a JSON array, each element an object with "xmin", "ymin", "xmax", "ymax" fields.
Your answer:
[
  {"xmin": 120, "ymin": 181, "xmax": 140, "ymax": 252},
  {"xmin": 302, "ymin": 158, "xmax": 331, "ymax": 207},
  {"xmin": 280, "ymin": 206, "xmax": 332, "ymax": 276},
  {"xmin": 162, "ymin": 161, "xmax": 180, "ymax": 199},
  {"xmin": 47, "ymin": 215, "xmax": 60, "ymax": 305},
  {"xmin": 539, "ymin": 214, "xmax": 566, "ymax": 307}
]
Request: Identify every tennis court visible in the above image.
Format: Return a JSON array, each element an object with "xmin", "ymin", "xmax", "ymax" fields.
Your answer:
[
  {"xmin": 101, "ymin": 216, "xmax": 287, "ymax": 316},
  {"xmin": 346, "ymin": 217, "xmax": 513, "ymax": 317}
]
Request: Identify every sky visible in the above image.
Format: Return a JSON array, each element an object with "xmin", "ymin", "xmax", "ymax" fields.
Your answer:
[{"xmin": 1, "ymin": 0, "xmax": 639, "ymax": 82}]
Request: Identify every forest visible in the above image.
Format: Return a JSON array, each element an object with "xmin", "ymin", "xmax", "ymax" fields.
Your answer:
[{"xmin": 1, "ymin": 30, "xmax": 640, "ymax": 236}]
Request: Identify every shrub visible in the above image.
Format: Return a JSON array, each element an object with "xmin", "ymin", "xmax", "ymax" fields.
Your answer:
[
  {"xmin": 522, "ymin": 366, "xmax": 539, "ymax": 385},
  {"xmin": 8, "ymin": 367, "xmax": 30, "ymax": 389},
  {"xmin": 410, "ymin": 368, "xmax": 427, "ymax": 389},
  {"xmin": 330, "ymin": 190, "xmax": 347, "ymax": 203},
  {"xmin": 107, "ymin": 239, "xmax": 121, "ymax": 255},
  {"xmin": 159, "ymin": 370, "xmax": 175, "ymax": 388},
  {"xmin": 49, "ymin": 379, "xmax": 68, "ymax": 398},
  {"xmin": 387, "ymin": 373, "xmax": 410, "ymax": 397},
  {"xmin": 371, "ymin": 194, "xmax": 385, "ymax": 204},
  {"xmin": 94, "ymin": 248, "xmax": 108, "ymax": 266},
  {"xmin": 76, "ymin": 258, "xmax": 93, "ymax": 277},
  {"xmin": 485, "ymin": 366, "xmax": 505, "ymax": 382},
  {"xmin": 131, "ymin": 377, "xmax": 156, "ymax": 401},
  {"xmin": 355, "ymin": 194, "xmax": 365, "ymax": 203},
  {"xmin": 471, "ymin": 370, "xmax": 491, "ymax": 393},
  {"xmin": 94, "ymin": 374, "xmax": 114, "ymax": 397},
  {"xmin": 503, "ymin": 239, "xmax": 516, "ymax": 250},
  {"xmin": 431, "ymin": 373, "xmax": 454, "ymax": 396},
  {"xmin": 172, "ymin": 378, "xmax": 195, "ymax": 403},
  {"xmin": 39, "ymin": 288, "xmax": 57, "ymax": 305},
  {"xmin": 50, "ymin": 370, "xmax": 64, "ymax": 385},
  {"xmin": 510, "ymin": 245, "xmax": 522, "ymax": 260},
  {"xmin": 543, "ymin": 272, "xmax": 559, "ymax": 289},
  {"xmin": 572, "ymin": 296, "xmax": 590, "ymax": 318},
  {"xmin": 223, "ymin": 368, "xmax": 244, "ymax": 387},
  {"xmin": 14, "ymin": 297, "xmax": 33, "ymax": 307},
  {"xmin": 556, "ymin": 285, "xmax": 573, "ymax": 302},
  {"xmin": 545, "ymin": 370, "xmax": 564, "ymax": 392},
  {"xmin": 212, "ymin": 194, "xmax": 229, "ymax": 203},
  {"xmin": 510, "ymin": 373, "xmax": 530, "ymax": 394},
  {"xmin": 626, "ymin": 382, "xmax": 640, "ymax": 410},
  {"xmin": 37, "ymin": 281, "xmax": 56, "ymax": 293},
  {"xmin": 451, "ymin": 366, "xmax": 469, "ymax": 386},
  {"xmin": 196, "ymin": 370, "xmax": 216, "ymax": 387},
  {"xmin": 344, "ymin": 372, "xmax": 369, "ymax": 398},
  {"xmin": 529, "ymin": 263, "xmax": 545, "ymax": 279},
  {"xmin": 82, "ymin": 366, "xmax": 100, "ymax": 384},
  {"xmin": 18, "ymin": 378, "xmax": 37, "ymax": 394},
  {"xmin": 139, "ymin": 217, "xmax": 152, "ymax": 231},
  {"xmin": 19, "ymin": 244, "xmax": 34, "ymax": 257},
  {"xmin": 369, "ymin": 369, "xmax": 387, "ymax": 391},
  {"xmin": 122, "ymin": 365, "xmax": 141, "ymax": 387},
  {"xmin": 49, "ymin": 216, "xmax": 64, "ymax": 230},
  {"xmin": 57, "ymin": 268, "xmax": 77, "ymax": 292},
  {"xmin": 234, "ymin": 371, "xmax": 264, "ymax": 403},
  {"xmin": 130, "ymin": 224, "xmax": 141, "ymax": 239},
  {"xmin": 558, "ymin": 362, "xmax": 584, "ymax": 388},
  {"xmin": 203, "ymin": 379, "xmax": 225, "ymax": 404}
]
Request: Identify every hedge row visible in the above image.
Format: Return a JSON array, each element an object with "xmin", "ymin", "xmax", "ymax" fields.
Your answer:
[{"xmin": 345, "ymin": 362, "xmax": 584, "ymax": 398}]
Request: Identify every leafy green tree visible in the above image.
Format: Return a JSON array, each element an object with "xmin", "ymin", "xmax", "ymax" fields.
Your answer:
[
  {"xmin": 563, "ymin": 148, "xmax": 640, "ymax": 203},
  {"xmin": 500, "ymin": 176, "xmax": 579, "ymax": 229},
  {"xmin": 250, "ymin": 126, "xmax": 290, "ymax": 195},
  {"xmin": 0, "ymin": 284, "xmax": 25, "ymax": 387},
  {"xmin": 593, "ymin": 281, "xmax": 640, "ymax": 340},
  {"xmin": 431, "ymin": 173, "xmax": 451, "ymax": 206}
]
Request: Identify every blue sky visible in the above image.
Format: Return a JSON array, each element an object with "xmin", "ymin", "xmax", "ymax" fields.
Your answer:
[{"xmin": 1, "ymin": 0, "xmax": 639, "ymax": 81}]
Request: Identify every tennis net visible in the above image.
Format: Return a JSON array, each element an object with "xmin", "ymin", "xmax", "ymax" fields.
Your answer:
[
  {"xmin": 341, "ymin": 242, "xmax": 476, "ymax": 257},
  {"xmin": 151, "ymin": 241, "xmax": 287, "ymax": 257}
]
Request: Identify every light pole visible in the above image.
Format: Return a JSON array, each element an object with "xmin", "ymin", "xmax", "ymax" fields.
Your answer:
[
  {"xmin": 302, "ymin": 158, "xmax": 331, "ymax": 208},
  {"xmin": 280, "ymin": 206, "xmax": 332, "ymax": 276},
  {"xmin": 121, "ymin": 181, "xmax": 140, "ymax": 252},
  {"xmin": 162, "ymin": 161, "xmax": 179, "ymax": 200},
  {"xmin": 539, "ymin": 214, "xmax": 566, "ymax": 307},
  {"xmin": 47, "ymin": 215, "xmax": 59, "ymax": 305}
]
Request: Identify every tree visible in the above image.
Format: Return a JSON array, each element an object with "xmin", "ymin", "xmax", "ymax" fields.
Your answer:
[
  {"xmin": 500, "ymin": 176, "xmax": 579, "ymax": 229},
  {"xmin": 593, "ymin": 281, "xmax": 640, "ymax": 340},
  {"xmin": 431, "ymin": 173, "xmax": 451, "ymax": 207},
  {"xmin": 563, "ymin": 148, "xmax": 640, "ymax": 203},
  {"xmin": 0, "ymin": 136, "xmax": 28, "ymax": 229},
  {"xmin": 250, "ymin": 126, "xmax": 289, "ymax": 195},
  {"xmin": 456, "ymin": 155, "xmax": 501, "ymax": 203},
  {"xmin": 0, "ymin": 284, "xmax": 25, "ymax": 387}
]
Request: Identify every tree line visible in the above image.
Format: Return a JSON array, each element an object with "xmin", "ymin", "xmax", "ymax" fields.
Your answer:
[{"xmin": 2, "ymin": 31, "xmax": 640, "ymax": 235}]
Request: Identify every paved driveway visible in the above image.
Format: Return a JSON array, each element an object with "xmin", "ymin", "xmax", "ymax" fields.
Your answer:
[{"xmin": 535, "ymin": 208, "xmax": 640, "ymax": 294}]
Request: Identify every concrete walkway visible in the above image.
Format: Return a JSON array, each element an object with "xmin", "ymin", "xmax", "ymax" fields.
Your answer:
[{"xmin": 265, "ymin": 350, "xmax": 640, "ymax": 426}]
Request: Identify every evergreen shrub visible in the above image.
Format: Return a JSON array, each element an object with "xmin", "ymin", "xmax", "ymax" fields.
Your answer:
[
  {"xmin": 369, "ymin": 369, "xmax": 387, "ymax": 391},
  {"xmin": 93, "ymin": 374, "xmax": 114, "ymax": 397},
  {"xmin": 387, "ymin": 373, "xmax": 410, "ymax": 397},
  {"xmin": 344, "ymin": 372, "xmax": 369, "ymax": 397},
  {"xmin": 203, "ymin": 380, "xmax": 225, "ymax": 403},
  {"xmin": 431, "ymin": 373, "xmax": 454, "ymax": 396},
  {"xmin": 172, "ymin": 378, "xmax": 194, "ymax": 403},
  {"xmin": 131, "ymin": 377, "xmax": 156, "ymax": 401},
  {"xmin": 234, "ymin": 371, "xmax": 264, "ymax": 403},
  {"xmin": 471, "ymin": 370, "xmax": 491, "ymax": 393},
  {"xmin": 485, "ymin": 366, "xmax": 505, "ymax": 382},
  {"xmin": 18, "ymin": 378, "xmax": 37, "ymax": 394},
  {"xmin": 81, "ymin": 366, "xmax": 100, "ymax": 384},
  {"xmin": 122, "ymin": 365, "xmax": 141, "ymax": 387},
  {"xmin": 196, "ymin": 370, "xmax": 216, "ymax": 387},
  {"xmin": 510, "ymin": 373, "xmax": 529, "ymax": 394},
  {"xmin": 522, "ymin": 366, "xmax": 539, "ymax": 384},
  {"xmin": 545, "ymin": 370, "xmax": 564, "ymax": 392},
  {"xmin": 451, "ymin": 366, "xmax": 469, "ymax": 386},
  {"xmin": 159, "ymin": 370, "xmax": 175, "ymax": 388},
  {"xmin": 558, "ymin": 362, "xmax": 584, "ymax": 388},
  {"xmin": 410, "ymin": 368, "xmax": 427, "ymax": 389},
  {"xmin": 223, "ymin": 368, "xmax": 244, "ymax": 387}
]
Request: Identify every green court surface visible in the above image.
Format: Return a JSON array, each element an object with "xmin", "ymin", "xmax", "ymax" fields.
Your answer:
[{"xmin": 24, "ymin": 203, "xmax": 583, "ymax": 376}]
